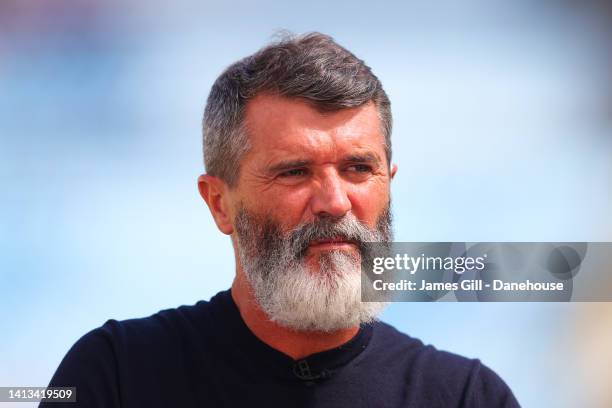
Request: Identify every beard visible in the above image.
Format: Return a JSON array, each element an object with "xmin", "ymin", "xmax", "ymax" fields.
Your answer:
[{"xmin": 234, "ymin": 204, "xmax": 393, "ymax": 332}]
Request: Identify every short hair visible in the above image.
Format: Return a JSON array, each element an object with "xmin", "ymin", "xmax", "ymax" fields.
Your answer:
[{"xmin": 202, "ymin": 32, "xmax": 392, "ymax": 187}]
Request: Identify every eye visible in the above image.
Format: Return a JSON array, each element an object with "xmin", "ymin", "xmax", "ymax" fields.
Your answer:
[
  {"xmin": 347, "ymin": 164, "xmax": 373, "ymax": 173},
  {"xmin": 278, "ymin": 168, "xmax": 308, "ymax": 178}
]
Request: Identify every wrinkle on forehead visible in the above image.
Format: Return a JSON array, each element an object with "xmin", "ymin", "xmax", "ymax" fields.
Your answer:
[{"xmin": 242, "ymin": 94, "xmax": 385, "ymax": 162}]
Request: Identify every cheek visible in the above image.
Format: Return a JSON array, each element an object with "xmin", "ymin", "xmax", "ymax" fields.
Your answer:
[
  {"xmin": 244, "ymin": 186, "xmax": 312, "ymax": 224},
  {"xmin": 348, "ymin": 182, "xmax": 390, "ymax": 224}
]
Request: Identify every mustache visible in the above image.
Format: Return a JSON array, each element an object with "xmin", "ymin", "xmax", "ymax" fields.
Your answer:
[
  {"xmin": 234, "ymin": 202, "xmax": 392, "ymax": 264},
  {"xmin": 287, "ymin": 214, "xmax": 381, "ymax": 259}
]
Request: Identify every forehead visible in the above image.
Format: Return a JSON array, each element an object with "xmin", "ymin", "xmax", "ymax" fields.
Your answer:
[{"xmin": 242, "ymin": 94, "xmax": 385, "ymax": 160}]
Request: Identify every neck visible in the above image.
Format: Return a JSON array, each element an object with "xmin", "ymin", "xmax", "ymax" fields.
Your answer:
[{"xmin": 230, "ymin": 269, "xmax": 359, "ymax": 360}]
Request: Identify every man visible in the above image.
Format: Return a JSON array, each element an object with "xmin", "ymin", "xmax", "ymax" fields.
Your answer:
[{"xmin": 42, "ymin": 33, "xmax": 519, "ymax": 407}]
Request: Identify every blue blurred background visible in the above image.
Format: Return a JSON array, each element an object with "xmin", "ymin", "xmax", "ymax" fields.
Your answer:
[{"xmin": 1, "ymin": 0, "xmax": 611, "ymax": 406}]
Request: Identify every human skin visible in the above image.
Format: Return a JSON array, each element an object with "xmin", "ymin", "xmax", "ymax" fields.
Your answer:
[{"xmin": 198, "ymin": 93, "xmax": 397, "ymax": 359}]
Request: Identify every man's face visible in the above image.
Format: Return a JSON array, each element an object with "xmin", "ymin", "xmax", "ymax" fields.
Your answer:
[
  {"xmin": 226, "ymin": 94, "xmax": 396, "ymax": 331},
  {"xmin": 230, "ymin": 93, "xmax": 393, "ymax": 248}
]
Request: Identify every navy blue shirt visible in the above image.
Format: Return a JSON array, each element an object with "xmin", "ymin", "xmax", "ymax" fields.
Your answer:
[{"xmin": 41, "ymin": 290, "xmax": 519, "ymax": 407}]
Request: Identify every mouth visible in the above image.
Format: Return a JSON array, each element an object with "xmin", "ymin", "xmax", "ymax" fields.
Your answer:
[{"xmin": 307, "ymin": 238, "xmax": 358, "ymax": 251}]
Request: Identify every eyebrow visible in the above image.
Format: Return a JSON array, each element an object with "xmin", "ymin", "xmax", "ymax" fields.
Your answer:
[
  {"xmin": 266, "ymin": 152, "xmax": 383, "ymax": 174},
  {"xmin": 342, "ymin": 152, "xmax": 382, "ymax": 167},
  {"xmin": 267, "ymin": 159, "xmax": 314, "ymax": 174}
]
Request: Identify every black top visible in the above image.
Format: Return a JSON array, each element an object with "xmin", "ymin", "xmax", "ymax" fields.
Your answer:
[{"xmin": 41, "ymin": 290, "xmax": 520, "ymax": 407}]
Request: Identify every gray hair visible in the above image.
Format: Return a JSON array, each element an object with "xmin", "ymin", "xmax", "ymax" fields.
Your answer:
[{"xmin": 202, "ymin": 32, "xmax": 392, "ymax": 187}]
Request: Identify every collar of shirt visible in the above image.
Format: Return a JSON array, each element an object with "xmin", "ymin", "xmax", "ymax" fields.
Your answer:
[{"xmin": 207, "ymin": 289, "xmax": 373, "ymax": 383}]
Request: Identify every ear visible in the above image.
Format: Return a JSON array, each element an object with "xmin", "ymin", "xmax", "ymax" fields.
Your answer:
[
  {"xmin": 390, "ymin": 163, "xmax": 398, "ymax": 179},
  {"xmin": 198, "ymin": 174, "xmax": 234, "ymax": 235}
]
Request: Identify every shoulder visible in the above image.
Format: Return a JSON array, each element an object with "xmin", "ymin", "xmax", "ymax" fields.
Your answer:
[
  {"xmin": 98, "ymin": 299, "xmax": 213, "ymax": 350},
  {"xmin": 367, "ymin": 321, "xmax": 476, "ymax": 375},
  {"xmin": 366, "ymin": 321, "xmax": 520, "ymax": 407},
  {"xmin": 44, "ymin": 299, "xmax": 219, "ymax": 407},
  {"xmin": 54, "ymin": 298, "xmax": 215, "ymax": 378}
]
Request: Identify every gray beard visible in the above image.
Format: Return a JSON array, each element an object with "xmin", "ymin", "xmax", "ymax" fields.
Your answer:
[{"xmin": 234, "ymin": 205, "xmax": 393, "ymax": 332}]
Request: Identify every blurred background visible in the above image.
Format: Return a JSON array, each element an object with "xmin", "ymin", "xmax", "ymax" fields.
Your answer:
[{"xmin": 1, "ymin": 0, "xmax": 611, "ymax": 406}]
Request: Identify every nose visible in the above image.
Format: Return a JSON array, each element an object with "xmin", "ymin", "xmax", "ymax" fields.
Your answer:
[{"xmin": 309, "ymin": 169, "xmax": 352, "ymax": 218}]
